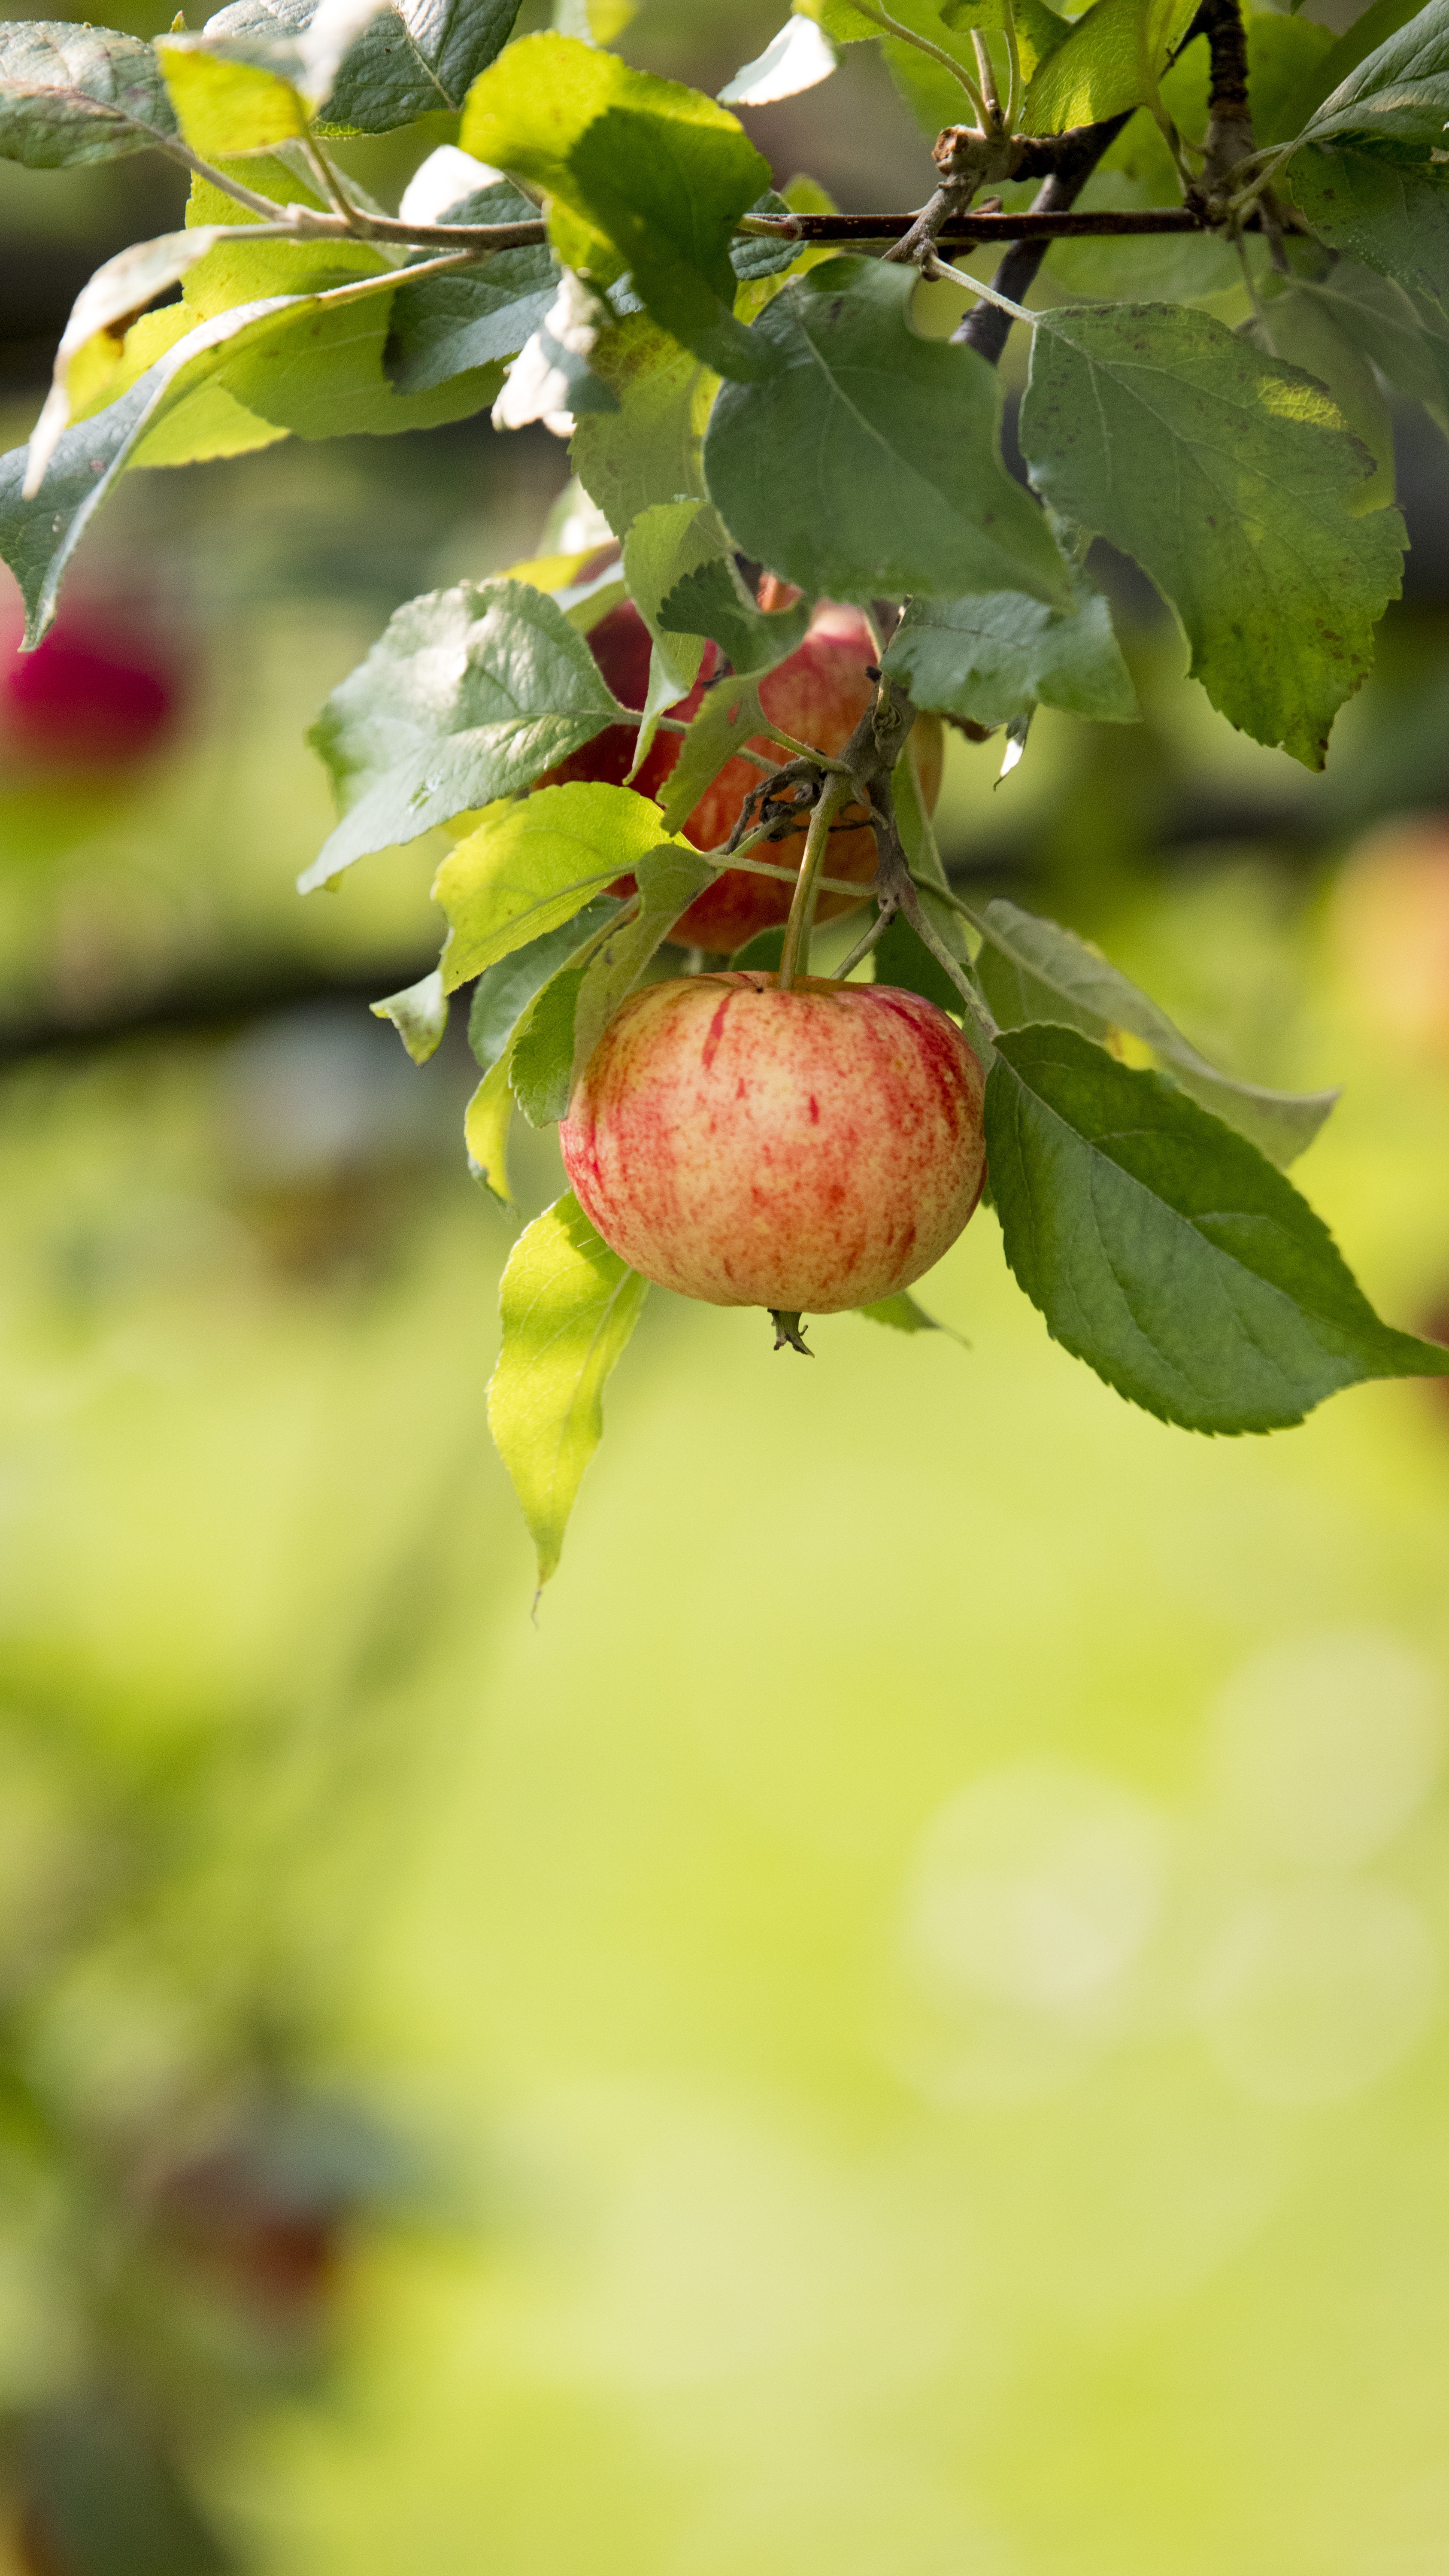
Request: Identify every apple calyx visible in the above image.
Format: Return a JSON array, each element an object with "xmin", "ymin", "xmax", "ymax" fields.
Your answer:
[{"xmin": 770, "ymin": 1310, "xmax": 813, "ymax": 1357}]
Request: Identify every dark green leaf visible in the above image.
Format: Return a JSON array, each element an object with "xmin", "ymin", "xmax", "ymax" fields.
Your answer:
[
  {"xmin": 469, "ymin": 899, "xmax": 621, "ymax": 1075},
  {"xmin": 488, "ymin": 1190, "xmax": 649, "ymax": 1590},
  {"xmin": 1297, "ymin": 0, "xmax": 1449, "ymax": 146},
  {"xmin": 202, "ymin": 0, "xmax": 522, "ymax": 130},
  {"xmin": 570, "ymin": 313, "xmax": 718, "ymax": 541},
  {"xmin": 730, "ymin": 191, "xmax": 803, "ymax": 282},
  {"xmin": 970, "ymin": 896, "xmax": 1338, "ymax": 1164},
  {"xmin": 1246, "ymin": 8, "xmax": 1336, "ymax": 145},
  {"xmin": 461, "ymin": 32, "xmax": 773, "ymax": 382},
  {"xmin": 1275, "ymin": 0, "xmax": 1428, "ymax": 136},
  {"xmin": 385, "ymin": 179, "xmax": 556, "ymax": 395},
  {"xmin": 883, "ymin": 581, "xmax": 1137, "ymax": 725},
  {"xmin": 511, "ymin": 963, "xmax": 589, "ymax": 1125},
  {"xmin": 1289, "ymin": 255, "xmax": 1449, "ymax": 416},
  {"xmin": 987, "ymin": 1023, "xmax": 1449, "ymax": 1432},
  {"xmin": 704, "ymin": 258, "xmax": 1071, "ymax": 610},
  {"xmin": 0, "ymin": 21, "xmax": 177, "ymax": 166},
  {"xmin": 1019, "ymin": 301, "xmax": 1404, "ymax": 767},
  {"xmin": 658, "ymin": 556, "xmax": 811, "ymax": 676},
  {"xmin": 568, "ymin": 844, "xmax": 716, "ymax": 1085},
  {"xmin": 301, "ymin": 579, "xmax": 627, "ymax": 890},
  {"xmin": 1255, "ymin": 279, "xmax": 1397, "ymax": 510},
  {"xmin": 872, "ymin": 909, "xmax": 964, "ymax": 1015},
  {"xmin": 1288, "ymin": 140, "xmax": 1449, "ymax": 310},
  {"xmin": 730, "ymin": 924, "xmax": 787, "ymax": 971}
]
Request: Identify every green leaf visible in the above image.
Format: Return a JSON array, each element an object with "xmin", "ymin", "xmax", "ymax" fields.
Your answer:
[
  {"xmin": 660, "ymin": 559, "xmax": 812, "ymax": 678},
  {"xmin": 887, "ymin": 735, "xmax": 1000, "ymax": 1066},
  {"xmin": 461, "ymin": 32, "xmax": 773, "ymax": 381},
  {"xmin": 1288, "ymin": 140, "xmax": 1449, "ymax": 309},
  {"xmin": 469, "ymin": 899, "xmax": 622, "ymax": 1074},
  {"xmin": 1290, "ymin": 256, "xmax": 1449, "ymax": 417},
  {"xmin": 1276, "ymin": 0, "xmax": 1427, "ymax": 136},
  {"xmin": 1255, "ymin": 281, "xmax": 1397, "ymax": 512},
  {"xmin": 384, "ymin": 180, "xmax": 556, "ymax": 395},
  {"xmin": 510, "ymin": 963, "xmax": 591, "ymax": 1126},
  {"xmin": 477, "ymin": 902, "xmax": 624, "ymax": 1133},
  {"xmin": 970, "ymin": 895, "xmax": 1338, "ymax": 1164},
  {"xmin": 731, "ymin": 190, "xmax": 809, "ymax": 283},
  {"xmin": 1247, "ymin": 7, "xmax": 1336, "ymax": 146},
  {"xmin": 730, "ymin": 923, "xmax": 787, "ymax": 971},
  {"xmin": 872, "ymin": 909, "xmax": 965, "ymax": 1015},
  {"xmin": 1019, "ymin": 301, "xmax": 1405, "ymax": 767},
  {"xmin": 157, "ymin": 36, "xmax": 306, "ymax": 155},
  {"xmin": 570, "ymin": 313, "xmax": 718, "ymax": 542},
  {"xmin": 654, "ymin": 675, "xmax": 764, "ymax": 834},
  {"xmin": 301, "ymin": 579, "xmax": 628, "ymax": 891},
  {"xmin": 568, "ymin": 843, "xmax": 716, "ymax": 1086},
  {"xmin": 621, "ymin": 494, "xmax": 810, "ymax": 692},
  {"xmin": 202, "ymin": 0, "xmax": 524, "ymax": 131},
  {"xmin": 23, "ymin": 225, "xmax": 242, "ymax": 494},
  {"xmin": 372, "ymin": 965, "xmax": 449, "ymax": 1062},
  {"xmin": 1297, "ymin": 0, "xmax": 1449, "ymax": 147},
  {"xmin": 0, "ymin": 291, "xmax": 309, "ymax": 644},
  {"xmin": 1022, "ymin": 0, "xmax": 1197, "ymax": 135},
  {"xmin": 988, "ymin": 1022, "xmax": 1449, "ymax": 1433},
  {"xmin": 620, "ymin": 496, "xmax": 718, "ymax": 707},
  {"xmin": 704, "ymin": 258, "xmax": 1071, "ymax": 611},
  {"xmin": 883, "ymin": 582, "xmax": 1137, "ymax": 726},
  {"xmin": 465, "ymin": 1051, "xmax": 515, "ymax": 1202},
  {"xmin": 434, "ymin": 781, "xmax": 681, "ymax": 986},
  {"xmin": 857, "ymin": 1289, "xmax": 960, "ymax": 1335},
  {"xmin": 0, "ymin": 21, "xmax": 177, "ymax": 167},
  {"xmin": 488, "ymin": 1190, "xmax": 649, "ymax": 1589}
]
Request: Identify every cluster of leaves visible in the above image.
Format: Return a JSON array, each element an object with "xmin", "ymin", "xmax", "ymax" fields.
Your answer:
[{"xmin": 4, "ymin": 0, "xmax": 1449, "ymax": 1584}]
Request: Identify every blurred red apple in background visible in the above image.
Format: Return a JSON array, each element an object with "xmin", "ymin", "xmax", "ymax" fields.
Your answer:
[
  {"xmin": 2, "ymin": 594, "xmax": 180, "ymax": 768},
  {"xmin": 543, "ymin": 598, "xmax": 944, "ymax": 954}
]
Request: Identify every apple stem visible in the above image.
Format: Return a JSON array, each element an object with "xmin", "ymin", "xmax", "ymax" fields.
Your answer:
[
  {"xmin": 770, "ymin": 1312, "xmax": 813, "ymax": 1356},
  {"xmin": 778, "ymin": 775, "xmax": 854, "ymax": 992}
]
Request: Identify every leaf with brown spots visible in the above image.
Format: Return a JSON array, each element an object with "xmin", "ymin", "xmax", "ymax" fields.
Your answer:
[{"xmin": 1018, "ymin": 302, "xmax": 1405, "ymax": 768}]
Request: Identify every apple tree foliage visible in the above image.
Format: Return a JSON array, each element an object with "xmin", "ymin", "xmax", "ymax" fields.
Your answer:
[{"xmin": 4, "ymin": 0, "xmax": 1449, "ymax": 1583}]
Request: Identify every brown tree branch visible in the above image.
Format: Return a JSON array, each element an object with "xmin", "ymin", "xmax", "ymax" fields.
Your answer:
[{"xmin": 951, "ymin": 113, "xmax": 1133, "ymax": 363}]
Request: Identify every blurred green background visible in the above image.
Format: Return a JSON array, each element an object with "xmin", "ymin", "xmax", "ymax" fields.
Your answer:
[{"xmin": 5, "ymin": 3, "xmax": 1449, "ymax": 2570}]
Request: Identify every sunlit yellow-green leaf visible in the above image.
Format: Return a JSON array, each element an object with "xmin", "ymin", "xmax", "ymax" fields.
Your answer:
[{"xmin": 488, "ymin": 1191, "xmax": 649, "ymax": 1589}]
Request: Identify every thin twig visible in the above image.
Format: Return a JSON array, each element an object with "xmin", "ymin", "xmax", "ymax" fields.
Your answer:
[
  {"xmin": 302, "ymin": 137, "xmax": 364, "ymax": 230},
  {"xmin": 831, "ymin": 906, "xmax": 895, "ymax": 980}
]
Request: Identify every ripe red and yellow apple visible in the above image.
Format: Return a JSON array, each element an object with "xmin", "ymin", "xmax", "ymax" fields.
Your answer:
[
  {"xmin": 542, "ymin": 598, "xmax": 945, "ymax": 954},
  {"xmin": 560, "ymin": 971, "xmax": 986, "ymax": 1329}
]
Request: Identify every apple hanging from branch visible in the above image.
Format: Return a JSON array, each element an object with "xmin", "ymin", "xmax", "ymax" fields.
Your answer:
[
  {"xmin": 560, "ymin": 971, "xmax": 988, "ymax": 1355},
  {"xmin": 541, "ymin": 596, "xmax": 945, "ymax": 955}
]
